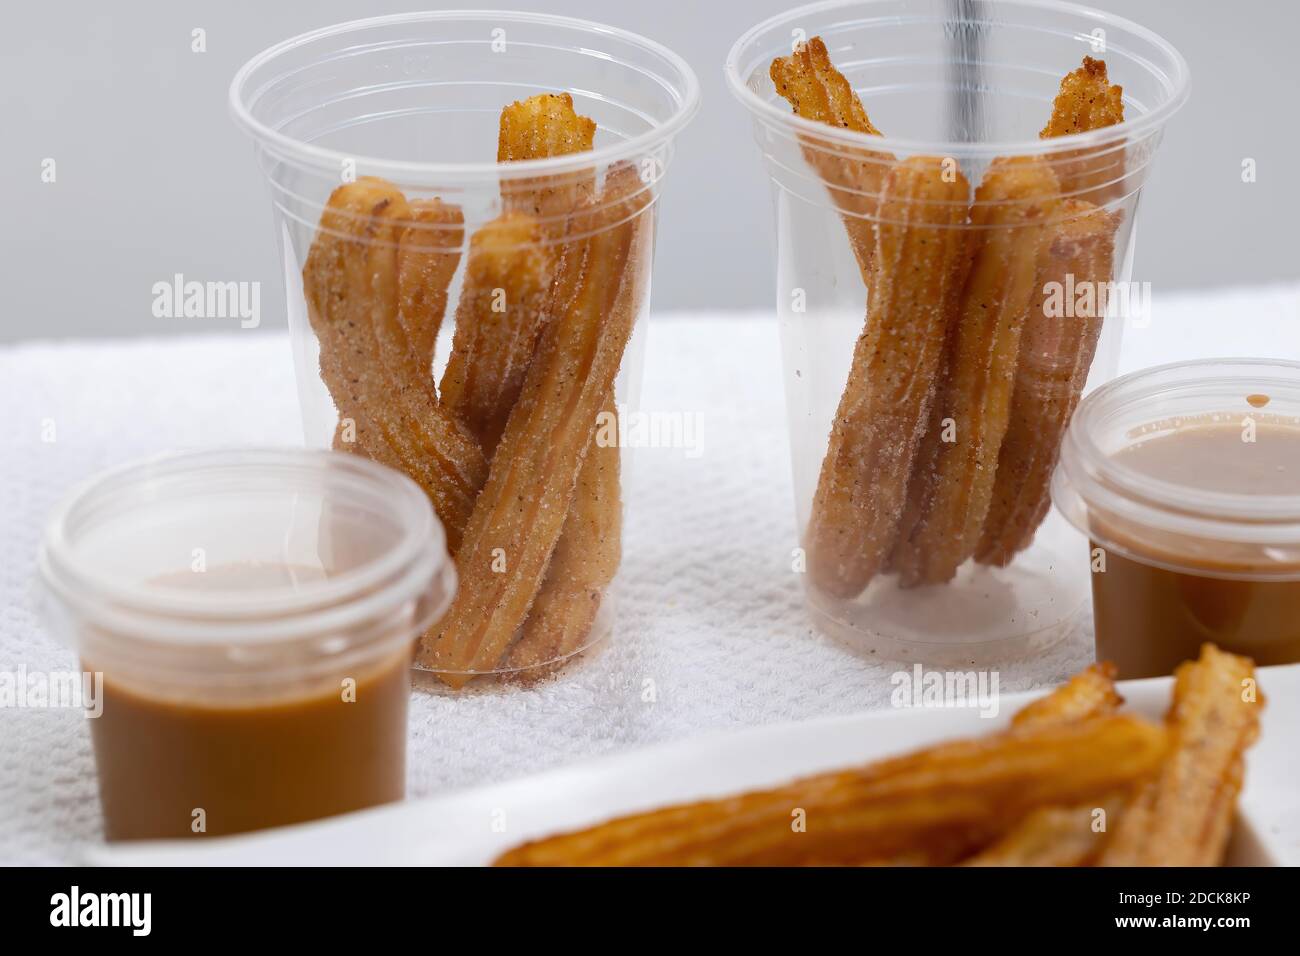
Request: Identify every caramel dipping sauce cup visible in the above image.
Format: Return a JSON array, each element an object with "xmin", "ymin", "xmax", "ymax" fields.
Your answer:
[
  {"xmin": 1054, "ymin": 359, "xmax": 1300, "ymax": 679},
  {"xmin": 37, "ymin": 449, "xmax": 456, "ymax": 841}
]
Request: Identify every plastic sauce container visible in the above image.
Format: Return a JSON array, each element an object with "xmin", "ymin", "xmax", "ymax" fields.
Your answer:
[
  {"xmin": 38, "ymin": 449, "xmax": 455, "ymax": 840},
  {"xmin": 1054, "ymin": 359, "xmax": 1300, "ymax": 678}
]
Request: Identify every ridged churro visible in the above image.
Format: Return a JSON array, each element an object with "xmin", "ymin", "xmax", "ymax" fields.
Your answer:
[
  {"xmin": 498, "ymin": 92, "xmax": 597, "ymax": 229},
  {"xmin": 890, "ymin": 157, "xmax": 1060, "ymax": 587},
  {"xmin": 805, "ymin": 156, "xmax": 972, "ymax": 598},
  {"xmin": 418, "ymin": 165, "xmax": 652, "ymax": 685},
  {"xmin": 972, "ymin": 64, "xmax": 1125, "ymax": 566},
  {"xmin": 495, "ymin": 714, "xmax": 1167, "ymax": 866},
  {"xmin": 438, "ymin": 91, "xmax": 621, "ymax": 679},
  {"xmin": 770, "ymin": 37, "xmax": 892, "ymax": 282},
  {"xmin": 962, "ymin": 664, "xmax": 1127, "ymax": 866},
  {"xmin": 397, "ymin": 198, "xmax": 464, "ymax": 374},
  {"xmin": 504, "ymin": 395, "xmax": 622, "ymax": 672},
  {"xmin": 440, "ymin": 212, "xmax": 552, "ymax": 455},
  {"xmin": 1010, "ymin": 662, "xmax": 1122, "ymax": 730},
  {"xmin": 963, "ymin": 796, "xmax": 1124, "ymax": 867},
  {"xmin": 1041, "ymin": 56, "xmax": 1125, "ymax": 202},
  {"xmin": 975, "ymin": 200, "xmax": 1117, "ymax": 565},
  {"xmin": 302, "ymin": 178, "xmax": 488, "ymax": 551},
  {"xmin": 1101, "ymin": 645, "xmax": 1262, "ymax": 867}
]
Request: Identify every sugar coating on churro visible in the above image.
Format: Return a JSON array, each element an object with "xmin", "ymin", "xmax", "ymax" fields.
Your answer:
[
  {"xmin": 891, "ymin": 157, "xmax": 1061, "ymax": 587},
  {"xmin": 972, "ymin": 60, "xmax": 1126, "ymax": 566},
  {"xmin": 440, "ymin": 212, "xmax": 552, "ymax": 456},
  {"xmin": 804, "ymin": 156, "xmax": 973, "ymax": 598},
  {"xmin": 397, "ymin": 198, "xmax": 464, "ymax": 376},
  {"xmin": 1040, "ymin": 56, "xmax": 1124, "ymax": 139},
  {"xmin": 419, "ymin": 165, "xmax": 652, "ymax": 685},
  {"xmin": 303, "ymin": 178, "xmax": 488, "ymax": 552},
  {"xmin": 975, "ymin": 200, "xmax": 1117, "ymax": 566},
  {"xmin": 1100, "ymin": 645, "xmax": 1261, "ymax": 866},
  {"xmin": 498, "ymin": 92, "xmax": 598, "ymax": 230},
  {"xmin": 505, "ymin": 394, "xmax": 622, "ymax": 673}
]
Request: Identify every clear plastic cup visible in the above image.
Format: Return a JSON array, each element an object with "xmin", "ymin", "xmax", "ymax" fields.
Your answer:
[
  {"xmin": 1054, "ymin": 359, "xmax": 1300, "ymax": 678},
  {"xmin": 229, "ymin": 13, "xmax": 699, "ymax": 682},
  {"xmin": 727, "ymin": 0, "xmax": 1188, "ymax": 664},
  {"xmin": 37, "ymin": 449, "xmax": 455, "ymax": 840}
]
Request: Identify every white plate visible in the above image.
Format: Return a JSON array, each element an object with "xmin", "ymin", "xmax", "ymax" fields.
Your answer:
[{"xmin": 89, "ymin": 663, "xmax": 1300, "ymax": 866}]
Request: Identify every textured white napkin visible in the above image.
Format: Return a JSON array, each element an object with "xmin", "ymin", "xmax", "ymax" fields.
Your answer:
[{"xmin": 3, "ymin": 286, "xmax": 1296, "ymax": 864}]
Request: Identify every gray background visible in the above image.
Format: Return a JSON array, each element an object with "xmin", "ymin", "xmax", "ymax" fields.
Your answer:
[{"xmin": 2, "ymin": 0, "xmax": 1295, "ymax": 342}]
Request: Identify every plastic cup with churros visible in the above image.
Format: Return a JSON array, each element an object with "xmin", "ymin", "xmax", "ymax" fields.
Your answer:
[
  {"xmin": 232, "ymin": 13, "xmax": 698, "ymax": 685},
  {"xmin": 727, "ymin": 0, "xmax": 1188, "ymax": 664}
]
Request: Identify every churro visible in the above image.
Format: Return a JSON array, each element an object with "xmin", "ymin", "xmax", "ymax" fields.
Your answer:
[
  {"xmin": 440, "ymin": 212, "xmax": 552, "ymax": 455},
  {"xmin": 972, "ymin": 64, "xmax": 1125, "ymax": 566},
  {"xmin": 302, "ymin": 178, "xmax": 488, "ymax": 551},
  {"xmin": 962, "ymin": 796, "xmax": 1124, "ymax": 867},
  {"xmin": 1010, "ymin": 662, "xmax": 1122, "ymax": 730},
  {"xmin": 890, "ymin": 157, "xmax": 1060, "ymax": 587},
  {"xmin": 770, "ymin": 37, "xmax": 892, "ymax": 282},
  {"xmin": 804, "ymin": 156, "xmax": 972, "ymax": 597},
  {"xmin": 504, "ymin": 394, "xmax": 622, "ymax": 672},
  {"xmin": 1100, "ymin": 645, "xmax": 1262, "ymax": 867},
  {"xmin": 495, "ymin": 714, "xmax": 1167, "ymax": 866},
  {"xmin": 418, "ymin": 165, "xmax": 651, "ymax": 684},
  {"xmin": 498, "ymin": 92, "xmax": 597, "ymax": 230},
  {"xmin": 397, "ymin": 198, "xmax": 464, "ymax": 374},
  {"xmin": 1041, "ymin": 56, "xmax": 1125, "ymax": 201},
  {"xmin": 975, "ymin": 200, "xmax": 1117, "ymax": 565}
]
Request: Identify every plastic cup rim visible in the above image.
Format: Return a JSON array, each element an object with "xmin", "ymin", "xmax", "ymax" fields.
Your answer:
[
  {"xmin": 723, "ymin": 0, "xmax": 1190, "ymax": 159},
  {"xmin": 228, "ymin": 9, "xmax": 702, "ymax": 184}
]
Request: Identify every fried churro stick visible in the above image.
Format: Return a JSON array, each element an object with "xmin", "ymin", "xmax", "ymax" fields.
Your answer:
[
  {"xmin": 303, "ymin": 178, "xmax": 488, "ymax": 551},
  {"xmin": 397, "ymin": 198, "xmax": 464, "ymax": 374},
  {"xmin": 1101, "ymin": 645, "xmax": 1262, "ymax": 867},
  {"xmin": 447, "ymin": 91, "xmax": 619, "ymax": 675},
  {"xmin": 959, "ymin": 665, "xmax": 1126, "ymax": 866},
  {"xmin": 804, "ymin": 156, "xmax": 973, "ymax": 597},
  {"xmin": 770, "ymin": 37, "xmax": 892, "ymax": 282},
  {"xmin": 975, "ymin": 201, "xmax": 1117, "ymax": 565},
  {"xmin": 1011, "ymin": 662, "xmax": 1122, "ymax": 730},
  {"xmin": 443, "ymin": 92, "xmax": 597, "ymax": 454},
  {"xmin": 504, "ymin": 394, "xmax": 622, "ymax": 672},
  {"xmin": 1041, "ymin": 56, "xmax": 1125, "ymax": 201},
  {"xmin": 417, "ymin": 165, "xmax": 652, "ymax": 685},
  {"xmin": 962, "ymin": 795, "xmax": 1125, "ymax": 867},
  {"xmin": 498, "ymin": 92, "xmax": 597, "ymax": 228},
  {"xmin": 440, "ymin": 213, "xmax": 552, "ymax": 455},
  {"xmin": 890, "ymin": 158, "xmax": 1060, "ymax": 587},
  {"xmin": 972, "ymin": 67, "xmax": 1125, "ymax": 566},
  {"xmin": 495, "ymin": 714, "xmax": 1167, "ymax": 866}
]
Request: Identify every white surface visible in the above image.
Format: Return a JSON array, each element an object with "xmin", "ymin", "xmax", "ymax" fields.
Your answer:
[
  {"xmin": 2, "ymin": 284, "xmax": 1298, "ymax": 864},
  {"xmin": 89, "ymin": 663, "xmax": 1300, "ymax": 866}
]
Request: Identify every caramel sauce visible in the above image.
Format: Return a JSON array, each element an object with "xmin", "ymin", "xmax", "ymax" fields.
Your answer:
[
  {"xmin": 1092, "ymin": 419, "xmax": 1300, "ymax": 678},
  {"xmin": 89, "ymin": 564, "xmax": 411, "ymax": 841}
]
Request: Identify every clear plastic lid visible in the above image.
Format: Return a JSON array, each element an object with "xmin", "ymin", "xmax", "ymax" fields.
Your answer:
[
  {"xmin": 1054, "ymin": 359, "xmax": 1300, "ymax": 580},
  {"xmin": 37, "ymin": 449, "xmax": 456, "ymax": 688}
]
